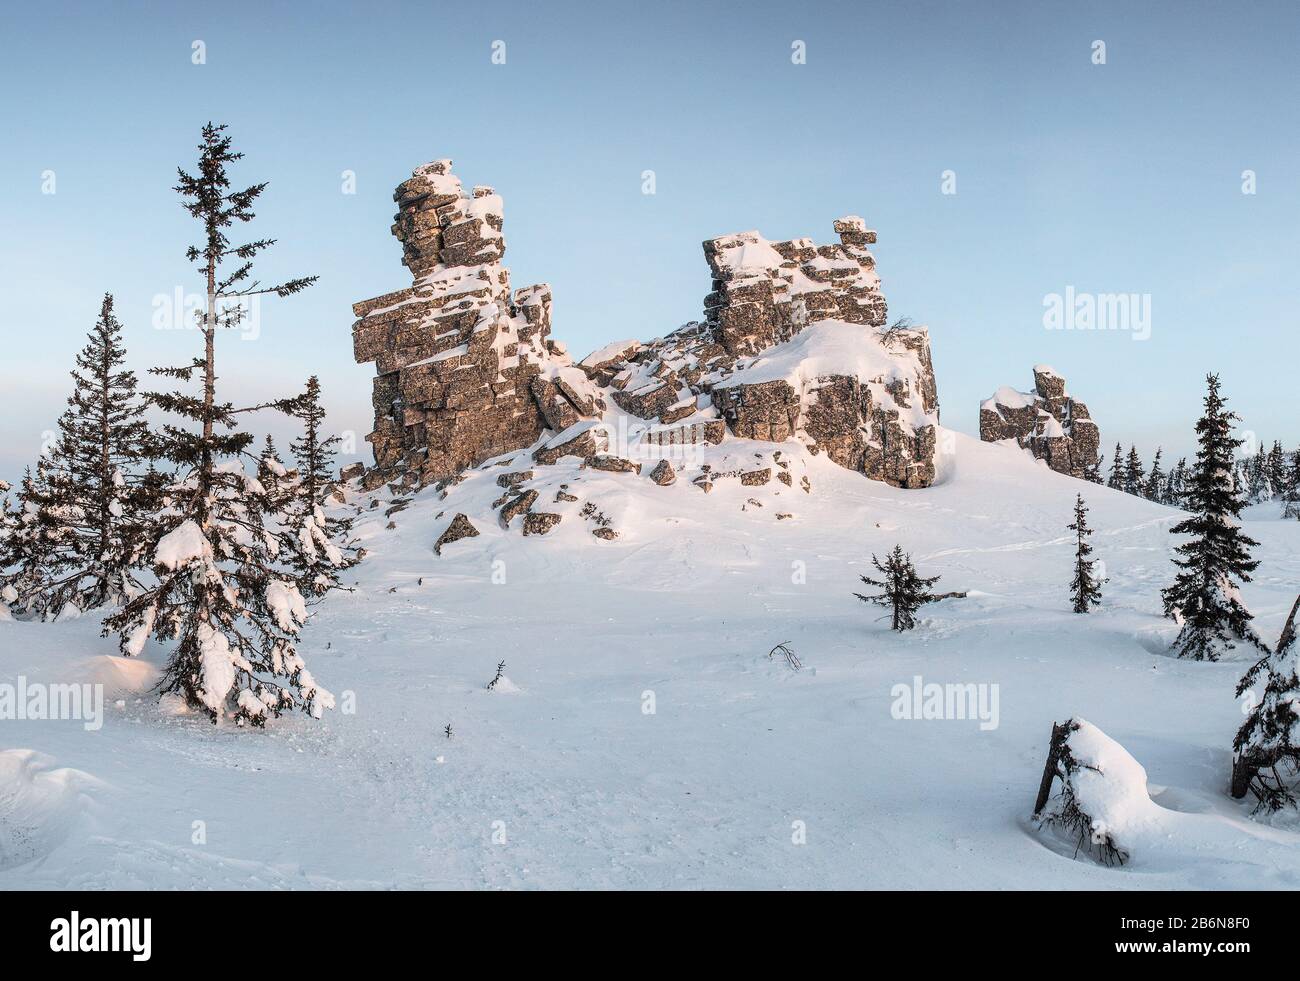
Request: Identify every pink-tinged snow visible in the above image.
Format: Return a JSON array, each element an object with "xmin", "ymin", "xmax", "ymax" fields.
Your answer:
[{"xmin": 4, "ymin": 432, "xmax": 1300, "ymax": 889}]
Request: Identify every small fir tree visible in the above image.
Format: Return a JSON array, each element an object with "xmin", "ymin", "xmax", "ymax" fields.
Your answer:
[
  {"xmin": 1143, "ymin": 448, "xmax": 1165, "ymax": 502},
  {"xmin": 854, "ymin": 544, "xmax": 942, "ymax": 632},
  {"xmin": 1106, "ymin": 442, "xmax": 1125, "ymax": 490},
  {"xmin": 1124, "ymin": 445, "xmax": 1144, "ymax": 496},
  {"xmin": 1068, "ymin": 494, "xmax": 1104, "ymax": 613},
  {"xmin": 1160, "ymin": 374, "xmax": 1265, "ymax": 661},
  {"xmin": 12, "ymin": 295, "xmax": 153, "ymax": 615},
  {"xmin": 286, "ymin": 375, "xmax": 358, "ymax": 597}
]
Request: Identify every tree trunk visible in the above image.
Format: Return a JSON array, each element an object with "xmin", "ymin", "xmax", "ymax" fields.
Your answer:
[
  {"xmin": 1230, "ymin": 753, "xmax": 1258, "ymax": 800},
  {"xmin": 1033, "ymin": 721, "xmax": 1070, "ymax": 816}
]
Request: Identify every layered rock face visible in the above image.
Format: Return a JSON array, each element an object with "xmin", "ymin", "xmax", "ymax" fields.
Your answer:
[
  {"xmin": 703, "ymin": 217, "xmax": 887, "ymax": 356},
  {"xmin": 351, "ymin": 161, "xmax": 940, "ymax": 493},
  {"xmin": 979, "ymin": 366, "xmax": 1099, "ymax": 478},
  {"xmin": 589, "ymin": 220, "xmax": 939, "ymax": 488},
  {"xmin": 351, "ymin": 160, "xmax": 598, "ymax": 488}
]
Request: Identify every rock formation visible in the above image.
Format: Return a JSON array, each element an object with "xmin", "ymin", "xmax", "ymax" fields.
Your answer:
[
  {"xmin": 350, "ymin": 159, "xmax": 942, "ymax": 504},
  {"xmin": 979, "ymin": 366, "xmax": 1099, "ymax": 478},
  {"xmin": 350, "ymin": 160, "xmax": 601, "ymax": 490}
]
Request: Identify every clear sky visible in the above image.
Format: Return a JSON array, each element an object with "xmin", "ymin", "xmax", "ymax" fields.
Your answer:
[{"xmin": 1, "ymin": 0, "xmax": 1296, "ymax": 484}]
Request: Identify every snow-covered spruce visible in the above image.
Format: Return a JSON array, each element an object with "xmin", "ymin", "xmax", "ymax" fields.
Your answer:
[
  {"xmin": 1067, "ymin": 493, "xmax": 1103, "ymax": 613},
  {"xmin": 1232, "ymin": 595, "xmax": 1300, "ymax": 810},
  {"xmin": 854, "ymin": 544, "xmax": 942, "ymax": 632},
  {"xmin": 0, "ymin": 295, "xmax": 153, "ymax": 619},
  {"xmin": 1142, "ymin": 448, "xmax": 1165, "ymax": 502},
  {"xmin": 286, "ymin": 375, "xmax": 359, "ymax": 597},
  {"xmin": 1161, "ymin": 373, "xmax": 1266, "ymax": 661},
  {"xmin": 105, "ymin": 123, "xmax": 336, "ymax": 726},
  {"xmin": 1032, "ymin": 718, "xmax": 1155, "ymax": 866}
]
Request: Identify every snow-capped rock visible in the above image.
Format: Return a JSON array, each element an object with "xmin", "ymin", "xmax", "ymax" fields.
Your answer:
[
  {"xmin": 350, "ymin": 160, "xmax": 943, "ymax": 536},
  {"xmin": 979, "ymin": 365, "xmax": 1099, "ymax": 478}
]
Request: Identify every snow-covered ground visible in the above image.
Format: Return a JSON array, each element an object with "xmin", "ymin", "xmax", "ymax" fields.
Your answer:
[{"xmin": 4, "ymin": 430, "xmax": 1300, "ymax": 890}]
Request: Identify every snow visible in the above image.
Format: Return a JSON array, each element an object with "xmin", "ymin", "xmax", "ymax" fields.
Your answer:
[
  {"xmin": 265, "ymin": 580, "xmax": 307, "ymax": 634},
  {"xmin": 715, "ymin": 319, "xmax": 934, "ymax": 430},
  {"xmin": 982, "ymin": 385, "xmax": 1034, "ymax": 412},
  {"xmin": 5, "ymin": 431, "xmax": 1300, "ymax": 888},
  {"xmin": 153, "ymin": 520, "xmax": 211, "ymax": 571},
  {"xmin": 1056, "ymin": 719, "xmax": 1161, "ymax": 855},
  {"xmin": 580, "ymin": 339, "xmax": 641, "ymax": 368}
]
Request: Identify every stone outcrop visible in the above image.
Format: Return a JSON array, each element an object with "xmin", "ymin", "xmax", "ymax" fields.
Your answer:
[
  {"xmin": 703, "ymin": 218, "xmax": 887, "ymax": 356},
  {"xmin": 979, "ymin": 366, "xmax": 1099, "ymax": 478},
  {"xmin": 351, "ymin": 159, "xmax": 942, "ymax": 495},
  {"xmin": 573, "ymin": 225, "xmax": 940, "ymax": 489},
  {"xmin": 351, "ymin": 160, "xmax": 598, "ymax": 488}
]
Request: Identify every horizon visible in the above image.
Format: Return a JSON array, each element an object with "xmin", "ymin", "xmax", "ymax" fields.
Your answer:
[{"xmin": 2, "ymin": 0, "xmax": 1297, "ymax": 483}]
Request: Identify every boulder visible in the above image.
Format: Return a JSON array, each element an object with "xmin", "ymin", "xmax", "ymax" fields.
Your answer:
[
  {"xmin": 499, "ymin": 490, "xmax": 538, "ymax": 527},
  {"xmin": 649, "ymin": 460, "xmax": 676, "ymax": 486},
  {"xmin": 434, "ymin": 513, "xmax": 479, "ymax": 555},
  {"xmin": 523, "ymin": 512, "xmax": 562, "ymax": 536}
]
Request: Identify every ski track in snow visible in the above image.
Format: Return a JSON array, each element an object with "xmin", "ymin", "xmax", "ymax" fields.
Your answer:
[{"xmin": 3, "ymin": 430, "xmax": 1300, "ymax": 889}]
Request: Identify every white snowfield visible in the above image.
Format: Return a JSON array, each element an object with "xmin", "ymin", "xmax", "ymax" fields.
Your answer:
[{"xmin": 3, "ymin": 430, "xmax": 1300, "ymax": 890}]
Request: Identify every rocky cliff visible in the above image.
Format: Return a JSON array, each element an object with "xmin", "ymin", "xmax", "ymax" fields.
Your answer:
[
  {"xmin": 978, "ymin": 366, "xmax": 1099, "ymax": 478},
  {"xmin": 349, "ymin": 160, "xmax": 942, "ymax": 517}
]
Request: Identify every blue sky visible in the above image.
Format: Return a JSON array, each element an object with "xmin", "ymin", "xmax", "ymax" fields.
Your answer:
[{"xmin": 1, "ymin": 0, "xmax": 1297, "ymax": 483}]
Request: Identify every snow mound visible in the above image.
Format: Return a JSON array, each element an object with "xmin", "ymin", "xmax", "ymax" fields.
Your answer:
[
  {"xmin": 1036, "ymin": 718, "xmax": 1163, "ymax": 865},
  {"xmin": 66, "ymin": 655, "xmax": 159, "ymax": 697},
  {"xmin": 0, "ymin": 750, "xmax": 102, "ymax": 871}
]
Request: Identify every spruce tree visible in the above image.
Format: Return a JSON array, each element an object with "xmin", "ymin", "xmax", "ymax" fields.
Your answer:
[
  {"xmin": 1106, "ymin": 442, "xmax": 1125, "ymax": 490},
  {"xmin": 1160, "ymin": 374, "xmax": 1265, "ymax": 661},
  {"xmin": 1246, "ymin": 450, "xmax": 1267, "ymax": 504},
  {"xmin": 1267, "ymin": 441, "xmax": 1286, "ymax": 498},
  {"xmin": 14, "ymin": 295, "xmax": 153, "ymax": 615},
  {"xmin": 1124, "ymin": 445, "xmax": 1144, "ymax": 496},
  {"xmin": 1232, "ymin": 596, "xmax": 1300, "ymax": 810},
  {"xmin": 286, "ymin": 375, "xmax": 358, "ymax": 597},
  {"xmin": 1143, "ymin": 448, "xmax": 1165, "ymax": 502},
  {"xmin": 1067, "ymin": 494, "xmax": 1103, "ymax": 613},
  {"xmin": 1166, "ymin": 457, "xmax": 1189, "ymax": 507},
  {"xmin": 1281, "ymin": 449, "xmax": 1300, "ymax": 520},
  {"xmin": 106, "ymin": 123, "xmax": 332, "ymax": 726},
  {"xmin": 1083, "ymin": 451, "xmax": 1104, "ymax": 484},
  {"xmin": 0, "ymin": 462, "xmax": 63, "ymax": 617},
  {"xmin": 854, "ymin": 544, "xmax": 941, "ymax": 632}
]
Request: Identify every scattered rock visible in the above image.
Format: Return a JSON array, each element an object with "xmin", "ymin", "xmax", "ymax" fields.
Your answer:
[
  {"xmin": 523, "ymin": 512, "xmax": 562, "ymax": 536},
  {"xmin": 649, "ymin": 460, "xmax": 676, "ymax": 486},
  {"xmin": 496, "ymin": 470, "xmax": 534, "ymax": 488},
  {"xmin": 434, "ymin": 513, "xmax": 480, "ymax": 555},
  {"xmin": 740, "ymin": 468, "xmax": 772, "ymax": 486},
  {"xmin": 533, "ymin": 423, "xmax": 602, "ymax": 465},
  {"xmin": 585, "ymin": 454, "xmax": 642, "ymax": 475},
  {"xmin": 499, "ymin": 490, "xmax": 539, "ymax": 527},
  {"xmin": 592, "ymin": 527, "xmax": 619, "ymax": 540}
]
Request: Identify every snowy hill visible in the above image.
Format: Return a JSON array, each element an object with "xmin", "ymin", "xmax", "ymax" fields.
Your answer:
[{"xmin": 4, "ymin": 430, "xmax": 1300, "ymax": 889}]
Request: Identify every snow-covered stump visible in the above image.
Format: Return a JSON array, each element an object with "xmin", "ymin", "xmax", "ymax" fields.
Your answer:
[{"xmin": 1032, "ymin": 718, "xmax": 1155, "ymax": 867}]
